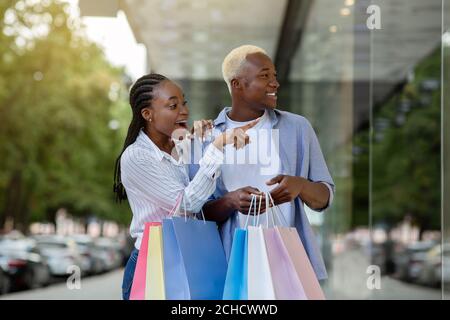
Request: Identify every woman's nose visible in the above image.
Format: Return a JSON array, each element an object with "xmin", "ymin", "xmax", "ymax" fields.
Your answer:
[{"xmin": 180, "ymin": 103, "xmax": 189, "ymax": 115}]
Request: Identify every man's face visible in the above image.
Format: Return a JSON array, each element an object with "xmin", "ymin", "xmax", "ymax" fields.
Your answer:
[{"xmin": 236, "ymin": 52, "xmax": 280, "ymax": 110}]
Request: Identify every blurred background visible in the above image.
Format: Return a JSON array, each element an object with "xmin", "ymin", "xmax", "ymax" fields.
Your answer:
[{"xmin": 0, "ymin": 0, "xmax": 449, "ymax": 299}]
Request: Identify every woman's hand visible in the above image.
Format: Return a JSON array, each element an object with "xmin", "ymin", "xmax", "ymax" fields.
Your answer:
[
  {"xmin": 191, "ymin": 119, "xmax": 214, "ymax": 141},
  {"xmin": 213, "ymin": 117, "xmax": 260, "ymax": 150}
]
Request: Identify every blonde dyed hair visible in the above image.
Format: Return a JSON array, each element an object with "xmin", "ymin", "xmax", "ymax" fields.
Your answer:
[{"xmin": 222, "ymin": 45, "xmax": 268, "ymax": 93}]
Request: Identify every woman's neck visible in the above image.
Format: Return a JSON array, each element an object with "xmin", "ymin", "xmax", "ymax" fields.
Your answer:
[{"xmin": 144, "ymin": 127, "xmax": 174, "ymax": 155}]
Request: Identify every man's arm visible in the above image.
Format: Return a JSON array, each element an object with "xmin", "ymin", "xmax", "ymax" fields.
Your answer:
[
  {"xmin": 268, "ymin": 118, "xmax": 334, "ymax": 211},
  {"xmin": 267, "ymin": 175, "xmax": 330, "ymax": 210},
  {"xmin": 298, "ymin": 179, "xmax": 330, "ymax": 210}
]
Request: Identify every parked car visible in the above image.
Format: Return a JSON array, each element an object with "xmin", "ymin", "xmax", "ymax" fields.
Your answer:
[
  {"xmin": 394, "ymin": 241, "xmax": 436, "ymax": 282},
  {"xmin": 0, "ymin": 267, "xmax": 10, "ymax": 295},
  {"xmin": 34, "ymin": 235, "xmax": 85, "ymax": 277},
  {"xmin": 70, "ymin": 234, "xmax": 104, "ymax": 275},
  {"xmin": 0, "ymin": 238, "xmax": 51, "ymax": 291},
  {"xmin": 417, "ymin": 243, "xmax": 450, "ymax": 287},
  {"xmin": 94, "ymin": 237, "xmax": 123, "ymax": 271}
]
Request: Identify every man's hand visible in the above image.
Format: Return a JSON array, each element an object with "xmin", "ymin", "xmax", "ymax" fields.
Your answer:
[
  {"xmin": 224, "ymin": 186, "xmax": 266, "ymax": 214},
  {"xmin": 267, "ymin": 174, "xmax": 330, "ymax": 210},
  {"xmin": 266, "ymin": 175, "xmax": 304, "ymax": 206}
]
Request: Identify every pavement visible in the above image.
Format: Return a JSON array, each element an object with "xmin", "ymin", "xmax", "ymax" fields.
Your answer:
[
  {"xmin": 0, "ymin": 247, "xmax": 446, "ymax": 300},
  {"xmin": 0, "ymin": 269, "xmax": 123, "ymax": 300}
]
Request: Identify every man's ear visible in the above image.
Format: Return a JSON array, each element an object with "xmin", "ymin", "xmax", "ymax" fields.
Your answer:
[
  {"xmin": 141, "ymin": 107, "xmax": 153, "ymax": 122},
  {"xmin": 231, "ymin": 78, "xmax": 241, "ymax": 91}
]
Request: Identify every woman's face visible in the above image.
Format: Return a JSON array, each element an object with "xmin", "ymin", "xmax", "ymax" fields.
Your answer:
[{"xmin": 142, "ymin": 80, "xmax": 189, "ymax": 138}]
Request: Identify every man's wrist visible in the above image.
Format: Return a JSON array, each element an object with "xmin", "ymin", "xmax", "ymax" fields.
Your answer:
[
  {"xmin": 224, "ymin": 191, "xmax": 238, "ymax": 211},
  {"xmin": 296, "ymin": 176, "xmax": 307, "ymax": 198}
]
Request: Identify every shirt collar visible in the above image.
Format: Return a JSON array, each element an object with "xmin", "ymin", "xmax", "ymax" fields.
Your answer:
[
  {"xmin": 136, "ymin": 129, "xmax": 167, "ymax": 162},
  {"xmin": 214, "ymin": 106, "xmax": 281, "ymax": 129}
]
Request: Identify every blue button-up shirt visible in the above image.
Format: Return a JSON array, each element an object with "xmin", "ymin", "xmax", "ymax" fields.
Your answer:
[{"xmin": 189, "ymin": 107, "xmax": 335, "ymax": 280}]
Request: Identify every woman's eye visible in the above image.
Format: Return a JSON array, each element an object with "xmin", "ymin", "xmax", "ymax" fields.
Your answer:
[{"xmin": 183, "ymin": 100, "xmax": 188, "ymax": 106}]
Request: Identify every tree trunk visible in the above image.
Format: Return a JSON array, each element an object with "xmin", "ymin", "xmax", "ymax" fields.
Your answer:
[{"xmin": 2, "ymin": 171, "xmax": 22, "ymax": 231}]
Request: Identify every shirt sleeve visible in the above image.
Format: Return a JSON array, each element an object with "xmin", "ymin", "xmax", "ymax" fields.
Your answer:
[
  {"xmin": 305, "ymin": 119, "xmax": 335, "ymax": 211},
  {"xmin": 121, "ymin": 144, "xmax": 223, "ymax": 215}
]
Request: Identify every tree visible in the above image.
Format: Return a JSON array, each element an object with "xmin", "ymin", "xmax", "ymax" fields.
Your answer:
[
  {"xmin": 0, "ymin": 0, "xmax": 132, "ymax": 231},
  {"xmin": 352, "ymin": 48, "xmax": 441, "ymax": 236}
]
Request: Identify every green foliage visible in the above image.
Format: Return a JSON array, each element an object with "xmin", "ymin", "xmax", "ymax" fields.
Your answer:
[
  {"xmin": 353, "ymin": 49, "xmax": 441, "ymax": 232},
  {"xmin": 0, "ymin": 0, "xmax": 132, "ymax": 229}
]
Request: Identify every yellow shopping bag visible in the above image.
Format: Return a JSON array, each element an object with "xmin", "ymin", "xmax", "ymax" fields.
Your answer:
[{"xmin": 145, "ymin": 224, "xmax": 166, "ymax": 300}]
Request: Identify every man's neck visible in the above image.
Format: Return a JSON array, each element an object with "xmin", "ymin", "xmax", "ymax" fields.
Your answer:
[{"xmin": 228, "ymin": 103, "xmax": 264, "ymax": 122}]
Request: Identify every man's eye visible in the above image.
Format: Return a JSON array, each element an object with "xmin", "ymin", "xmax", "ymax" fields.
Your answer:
[
  {"xmin": 169, "ymin": 104, "xmax": 177, "ymax": 109},
  {"xmin": 260, "ymin": 74, "xmax": 269, "ymax": 78},
  {"xmin": 183, "ymin": 100, "xmax": 188, "ymax": 106}
]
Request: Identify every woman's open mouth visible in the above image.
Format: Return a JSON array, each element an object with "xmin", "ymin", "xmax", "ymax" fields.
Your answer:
[{"xmin": 175, "ymin": 120, "xmax": 188, "ymax": 129}]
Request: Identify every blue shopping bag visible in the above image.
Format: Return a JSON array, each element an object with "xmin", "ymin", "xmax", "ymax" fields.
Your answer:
[
  {"xmin": 169, "ymin": 216, "xmax": 228, "ymax": 300},
  {"xmin": 222, "ymin": 228, "xmax": 248, "ymax": 300},
  {"xmin": 162, "ymin": 219, "xmax": 190, "ymax": 299}
]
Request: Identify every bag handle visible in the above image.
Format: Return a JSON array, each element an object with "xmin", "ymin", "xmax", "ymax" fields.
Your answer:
[
  {"xmin": 244, "ymin": 194, "xmax": 257, "ymax": 229},
  {"xmin": 255, "ymin": 194, "xmax": 263, "ymax": 226},
  {"xmin": 169, "ymin": 192, "xmax": 184, "ymax": 217},
  {"xmin": 266, "ymin": 192, "xmax": 288, "ymax": 227},
  {"xmin": 169, "ymin": 191, "xmax": 207, "ymax": 224}
]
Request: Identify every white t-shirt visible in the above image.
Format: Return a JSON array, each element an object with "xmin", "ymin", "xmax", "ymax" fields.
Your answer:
[{"xmin": 220, "ymin": 110, "xmax": 295, "ymax": 228}]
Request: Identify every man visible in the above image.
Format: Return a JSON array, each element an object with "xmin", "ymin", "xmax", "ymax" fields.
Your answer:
[{"xmin": 190, "ymin": 45, "xmax": 334, "ymax": 280}]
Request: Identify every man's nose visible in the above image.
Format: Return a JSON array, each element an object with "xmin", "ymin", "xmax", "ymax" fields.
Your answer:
[{"xmin": 270, "ymin": 77, "xmax": 280, "ymax": 89}]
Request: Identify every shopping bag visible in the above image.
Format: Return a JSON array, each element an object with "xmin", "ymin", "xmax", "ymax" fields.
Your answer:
[
  {"xmin": 162, "ymin": 218, "xmax": 189, "ymax": 300},
  {"xmin": 145, "ymin": 224, "xmax": 165, "ymax": 300},
  {"xmin": 129, "ymin": 222, "xmax": 161, "ymax": 300},
  {"xmin": 263, "ymin": 227, "xmax": 307, "ymax": 299},
  {"xmin": 247, "ymin": 225, "xmax": 275, "ymax": 299},
  {"xmin": 277, "ymin": 226, "xmax": 325, "ymax": 300},
  {"xmin": 222, "ymin": 228, "xmax": 248, "ymax": 300},
  {"xmin": 171, "ymin": 216, "xmax": 227, "ymax": 299}
]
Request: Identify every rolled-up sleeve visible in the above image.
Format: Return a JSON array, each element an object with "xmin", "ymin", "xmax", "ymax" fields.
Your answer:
[{"xmin": 305, "ymin": 120, "xmax": 335, "ymax": 211}]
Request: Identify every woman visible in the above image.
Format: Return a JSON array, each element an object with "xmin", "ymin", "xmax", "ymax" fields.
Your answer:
[{"xmin": 113, "ymin": 73, "xmax": 258, "ymax": 300}]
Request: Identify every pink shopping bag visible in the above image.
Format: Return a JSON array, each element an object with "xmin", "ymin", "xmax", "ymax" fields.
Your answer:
[
  {"xmin": 276, "ymin": 227, "xmax": 325, "ymax": 300},
  {"xmin": 129, "ymin": 222, "xmax": 161, "ymax": 300},
  {"xmin": 263, "ymin": 227, "xmax": 307, "ymax": 300}
]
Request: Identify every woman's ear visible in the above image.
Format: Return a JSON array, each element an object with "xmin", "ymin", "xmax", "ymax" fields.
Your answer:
[{"xmin": 141, "ymin": 107, "xmax": 153, "ymax": 122}]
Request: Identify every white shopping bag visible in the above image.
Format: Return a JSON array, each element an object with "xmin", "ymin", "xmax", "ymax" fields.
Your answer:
[{"xmin": 247, "ymin": 225, "xmax": 276, "ymax": 299}]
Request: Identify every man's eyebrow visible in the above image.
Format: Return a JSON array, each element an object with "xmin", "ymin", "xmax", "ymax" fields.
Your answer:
[
  {"xmin": 168, "ymin": 96, "xmax": 179, "ymax": 100},
  {"xmin": 259, "ymin": 67, "xmax": 270, "ymax": 72}
]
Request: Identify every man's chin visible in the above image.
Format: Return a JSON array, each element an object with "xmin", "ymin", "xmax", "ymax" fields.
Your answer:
[{"xmin": 262, "ymin": 104, "xmax": 277, "ymax": 110}]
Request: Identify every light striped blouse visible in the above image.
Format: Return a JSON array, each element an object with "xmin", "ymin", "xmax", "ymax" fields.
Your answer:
[{"xmin": 120, "ymin": 129, "xmax": 223, "ymax": 249}]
